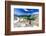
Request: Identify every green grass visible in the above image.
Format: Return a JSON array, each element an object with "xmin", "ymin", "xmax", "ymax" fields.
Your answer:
[{"xmin": 19, "ymin": 15, "xmax": 36, "ymax": 20}]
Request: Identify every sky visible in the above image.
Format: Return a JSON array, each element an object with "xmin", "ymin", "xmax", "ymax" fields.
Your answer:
[{"xmin": 14, "ymin": 8, "xmax": 39, "ymax": 16}]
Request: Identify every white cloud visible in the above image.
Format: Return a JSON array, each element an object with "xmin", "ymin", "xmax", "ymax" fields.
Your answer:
[{"xmin": 32, "ymin": 12, "xmax": 39, "ymax": 15}]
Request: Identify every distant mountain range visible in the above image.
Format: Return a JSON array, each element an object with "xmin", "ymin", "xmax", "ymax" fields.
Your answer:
[{"xmin": 14, "ymin": 8, "xmax": 39, "ymax": 16}]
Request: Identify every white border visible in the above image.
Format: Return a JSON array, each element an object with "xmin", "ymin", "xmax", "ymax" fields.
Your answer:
[{"xmin": 11, "ymin": 5, "xmax": 42, "ymax": 31}]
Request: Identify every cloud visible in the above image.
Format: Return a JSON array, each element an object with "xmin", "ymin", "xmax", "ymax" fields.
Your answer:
[{"xmin": 32, "ymin": 12, "xmax": 39, "ymax": 15}]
